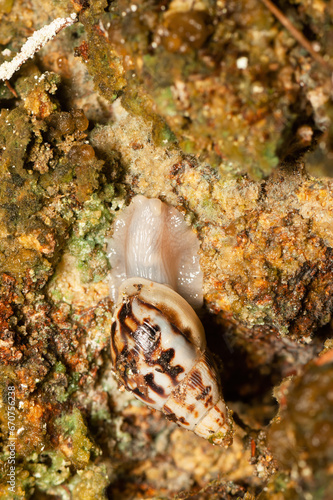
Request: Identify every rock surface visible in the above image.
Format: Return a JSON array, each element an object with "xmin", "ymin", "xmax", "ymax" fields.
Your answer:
[{"xmin": 0, "ymin": 1, "xmax": 333, "ymax": 499}]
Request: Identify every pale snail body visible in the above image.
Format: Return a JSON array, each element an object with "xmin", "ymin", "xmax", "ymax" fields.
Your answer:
[{"xmin": 108, "ymin": 196, "xmax": 233, "ymax": 446}]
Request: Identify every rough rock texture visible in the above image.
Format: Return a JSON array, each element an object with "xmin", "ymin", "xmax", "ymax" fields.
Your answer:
[
  {"xmin": 0, "ymin": 0, "xmax": 333, "ymax": 499},
  {"xmin": 263, "ymin": 350, "xmax": 333, "ymax": 499}
]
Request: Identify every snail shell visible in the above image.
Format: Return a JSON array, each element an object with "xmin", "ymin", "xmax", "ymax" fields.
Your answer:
[{"xmin": 108, "ymin": 196, "xmax": 234, "ymax": 446}]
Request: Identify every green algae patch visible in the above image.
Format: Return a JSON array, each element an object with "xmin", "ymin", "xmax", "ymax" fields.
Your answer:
[
  {"xmin": 0, "ymin": 467, "xmax": 34, "ymax": 500},
  {"xmin": 15, "ymin": 71, "xmax": 60, "ymax": 119},
  {"xmin": 0, "ymin": 94, "xmax": 65, "ymax": 285},
  {"xmin": 68, "ymin": 194, "xmax": 112, "ymax": 283},
  {"xmin": 78, "ymin": 1, "xmax": 126, "ymax": 101},
  {"xmin": 121, "ymin": 84, "xmax": 178, "ymax": 148},
  {"xmin": 0, "ymin": 73, "xmax": 107, "ymax": 288},
  {"xmin": 54, "ymin": 408, "xmax": 96, "ymax": 469},
  {"xmin": 70, "ymin": 465, "xmax": 109, "ymax": 500},
  {"xmin": 0, "ymin": 106, "xmax": 31, "ymax": 174},
  {"xmin": 77, "ymin": 1, "xmax": 179, "ymax": 149},
  {"xmin": 28, "ymin": 450, "xmax": 70, "ymax": 492}
]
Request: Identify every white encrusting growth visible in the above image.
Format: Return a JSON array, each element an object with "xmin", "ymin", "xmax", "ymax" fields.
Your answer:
[{"xmin": 0, "ymin": 13, "xmax": 77, "ymax": 82}]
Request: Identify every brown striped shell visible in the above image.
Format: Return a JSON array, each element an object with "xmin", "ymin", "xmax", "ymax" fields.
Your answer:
[{"xmin": 111, "ymin": 277, "xmax": 234, "ymax": 447}]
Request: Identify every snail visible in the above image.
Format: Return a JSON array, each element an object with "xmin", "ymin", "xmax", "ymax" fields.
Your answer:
[{"xmin": 107, "ymin": 195, "xmax": 234, "ymax": 446}]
